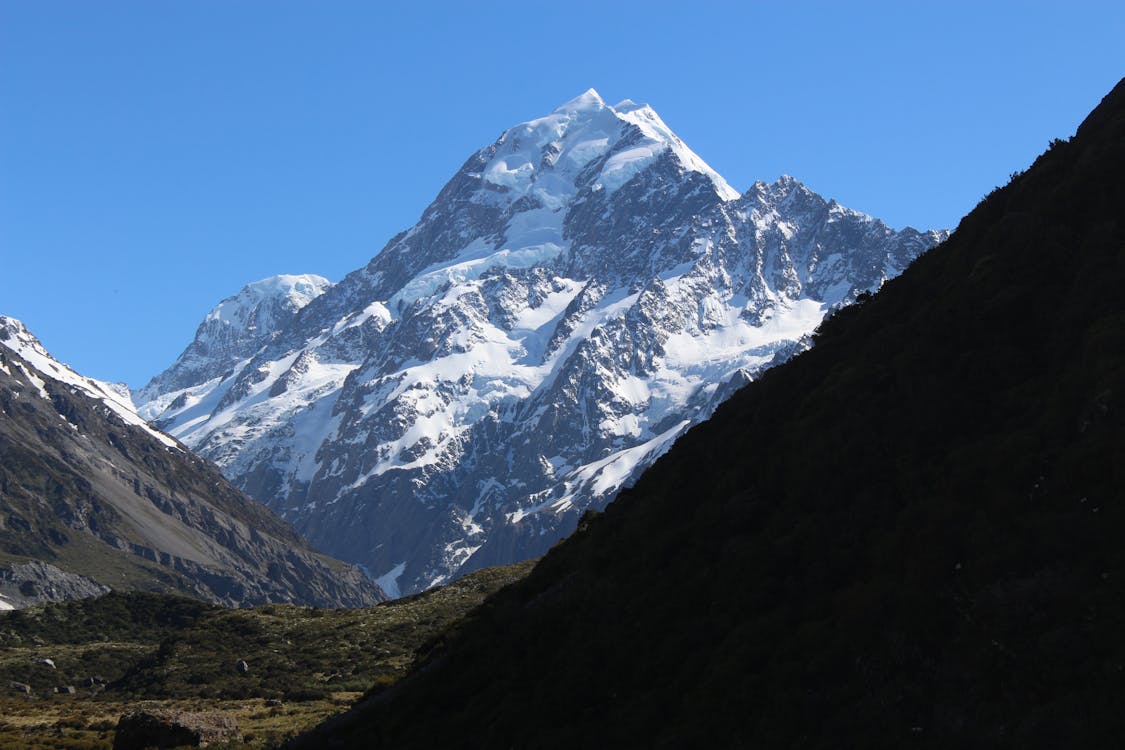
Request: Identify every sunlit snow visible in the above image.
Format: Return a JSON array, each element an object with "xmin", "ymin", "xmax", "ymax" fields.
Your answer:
[
  {"xmin": 0, "ymin": 316, "xmax": 179, "ymax": 448},
  {"xmin": 373, "ymin": 562, "xmax": 407, "ymax": 600}
]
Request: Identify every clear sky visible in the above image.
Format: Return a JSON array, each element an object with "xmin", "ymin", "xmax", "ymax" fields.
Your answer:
[{"xmin": 2, "ymin": 1, "xmax": 1122, "ymax": 388}]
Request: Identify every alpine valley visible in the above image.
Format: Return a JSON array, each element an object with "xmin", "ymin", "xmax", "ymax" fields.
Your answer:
[{"xmin": 137, "ymin": 89, "xmax": 946, "ymax": 596}]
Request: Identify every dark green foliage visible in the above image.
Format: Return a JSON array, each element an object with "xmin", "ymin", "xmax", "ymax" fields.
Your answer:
[
  {"xmin": 291, "ymin": 78, "xmax": 1125, "ymax": 748},
  {"xmin": 0, "ymin": 562, "xmax": 531, "ymax": 701},
  {"xmin": 0, "ymin": 592, "xmax": 214, "ymax": 646}
]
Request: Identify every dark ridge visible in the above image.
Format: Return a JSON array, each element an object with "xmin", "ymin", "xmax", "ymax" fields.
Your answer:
[{"xmin": 292, "ymin": 78, "xmax": 1125, "ymax": 748}]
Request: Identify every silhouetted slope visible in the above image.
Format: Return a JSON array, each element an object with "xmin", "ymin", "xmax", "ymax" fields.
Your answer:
[{"xmin": 296, "ymin": 78, "xmax": 1125, "ymax": 748}]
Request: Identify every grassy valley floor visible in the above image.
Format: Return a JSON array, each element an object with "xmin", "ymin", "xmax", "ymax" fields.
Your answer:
[
  {"xmin": 0, "ymin": 693, "xmax": 359, "ymax": 750},
  {"xmin": 0, "ymin": 560, "xmax": 533, "ymax": 748}
]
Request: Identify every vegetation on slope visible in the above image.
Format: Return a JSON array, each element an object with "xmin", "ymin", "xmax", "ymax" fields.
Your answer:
[
  {"xmin": 292, "ymin": 78, "xmax": 1125, "ymax": 749},
  {"xmin": 0, "ymin": 561, "xmax": 532, "ymax": 747}
]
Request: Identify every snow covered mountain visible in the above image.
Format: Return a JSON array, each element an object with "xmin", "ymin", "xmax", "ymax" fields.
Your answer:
[
  {"xmin": 136, "ymin": 274, "xmax": 331, "ymax": 404},
  {"xmin": 138, "ymin": 90, "xmax": 947, "ymax": 596},
  {"xmin": 0, "ymin": 316, "xmax": 384, "ymax": 607},
  {"xmin": 0, "ymin": 316, "xmax": 176, "ymax": 448}
]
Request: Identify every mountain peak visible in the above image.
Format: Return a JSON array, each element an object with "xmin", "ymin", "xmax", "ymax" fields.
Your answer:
[
  {"xmin": 485, "ymin": 90, "xmax": 738, "ymax": 204},
  {"xmin": 136, "ymin": 273, "xmax": 331, "ymax": 408},
  {"xmin": 205, "ymin": 274, "xmax": 330, "ymax": 326},
  {"xmin": 552, "ymin": 88, "xmax": 606, "ymax": 114},
  {"xmin": 0, "ymin": 315, "xmax": 43, "ymax": 361}
]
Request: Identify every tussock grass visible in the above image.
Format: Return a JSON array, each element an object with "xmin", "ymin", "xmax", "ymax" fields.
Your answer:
[{"xmin": 0, "ymin": 560, "xmax": 533, "ymax": 747}]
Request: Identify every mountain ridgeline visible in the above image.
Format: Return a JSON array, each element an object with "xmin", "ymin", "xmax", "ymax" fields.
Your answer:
[
  {"xmin": 0, "ymin": 318, "xmax": 384, "ymax": 608},
  {"xmin": 290, "ymin": 80, "xmax": 1125, "ymax": 747},
  {"xmin": 137, "ymin": 90, "xmax": 945, "ymax": 596}
]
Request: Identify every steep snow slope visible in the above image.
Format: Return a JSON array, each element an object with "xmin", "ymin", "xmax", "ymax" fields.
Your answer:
[{"xmin": 139, "ymin": 90, "xmax": 946, "ymax": 594}]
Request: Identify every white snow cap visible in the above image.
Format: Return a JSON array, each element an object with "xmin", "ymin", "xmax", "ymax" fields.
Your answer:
[
  {"xmin": 482, "ymin": 88, "xmax": 739, "ymax": 202},
  {"xmin": 551, "ymin": 87, "xmax": 607, "ymax": 114},
  {"xmin": 205, "ymin": 274, "xmax": 331, "ymax": 325}
]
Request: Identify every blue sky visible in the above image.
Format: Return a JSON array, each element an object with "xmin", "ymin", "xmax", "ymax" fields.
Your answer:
[{"xmin": 2, "ymin": 1, "xmax": 1122, "ymax": 387}]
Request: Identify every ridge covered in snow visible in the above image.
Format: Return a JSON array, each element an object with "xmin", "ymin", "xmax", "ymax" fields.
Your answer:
[
  {"xmin": 138, "ymin": 91, "xmax": 947, "ymax": 595},
  {"xmin": 0, "ymin": 316, "xmax": 178, "ymax": 449},
  {"xmin": 136, "ymin": 274, "xmax": 330, "ymax": 410}
]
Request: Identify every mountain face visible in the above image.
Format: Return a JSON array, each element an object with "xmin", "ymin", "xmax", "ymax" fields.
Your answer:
[
  {"xmin": 136, "ymin": 274, "xmax": 331, "ymax": 405},
  {"xmin": 292, "ymin": 78, "xmax": 1125, "ymax": 748},
  {"xmin": 138, "ymin": 90, "xmax": 946, "ymax": 596},
  {"xmin": 0, "ymin": 317, "xmax": 384, "ymax": 608}
]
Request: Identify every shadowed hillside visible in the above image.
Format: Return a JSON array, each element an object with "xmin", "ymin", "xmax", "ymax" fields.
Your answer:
[{"xmin": 292, "ymin": 77, "xmax": 1125, "ymax": 748}]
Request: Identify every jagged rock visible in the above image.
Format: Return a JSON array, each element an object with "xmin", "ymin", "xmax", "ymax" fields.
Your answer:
[
  {"xmin": 0, "ymin": 561, "xmax": 110, "ymax": 608},
  {"xmin": 112, "ymin": 709, "xmax": 239, "ymax": 750}
]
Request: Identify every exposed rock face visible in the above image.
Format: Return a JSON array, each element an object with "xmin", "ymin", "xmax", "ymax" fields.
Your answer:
[
  {"xmin": 0, "ymin": 561, "xmax": 109, "ymax": 608},
  {"xmin": 138, "ymin": 90, "xmax": 946, "ymax": 595},
  {"xmin": 113, "ymin": 709, "xmax": 238, "ymax": 749},
  {"xmin": 0, "ymin": 319, "xmax": 384, "ymax": 608}
]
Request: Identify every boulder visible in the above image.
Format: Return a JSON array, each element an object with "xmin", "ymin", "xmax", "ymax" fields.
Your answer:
[
  {"xmin": 9, "ymin": 681, "xmax": 30, "ymax": 694},
  {"xmin": 112, "ymin": 709, "xmax": 238, "ymax": 749}
]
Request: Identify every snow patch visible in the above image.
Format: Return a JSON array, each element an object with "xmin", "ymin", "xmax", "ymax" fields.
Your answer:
[
  {"xmin": 571, "ymin": 419, "xmax": 690, "ymax": 497},
  {"xmin": 373, "ymin": 562, "xmax": 407, "ymax": 600}
]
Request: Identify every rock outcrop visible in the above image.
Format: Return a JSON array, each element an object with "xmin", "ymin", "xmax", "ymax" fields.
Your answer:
[{"xmin": 113, "ymin": 709, "xmax": 238, "ymax": 749}]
